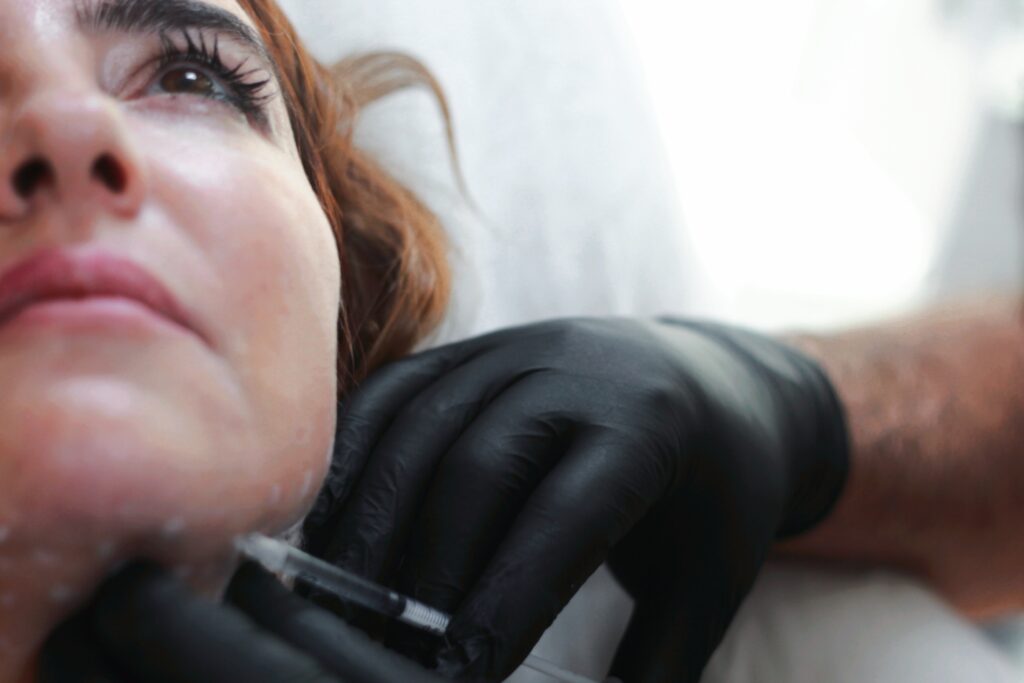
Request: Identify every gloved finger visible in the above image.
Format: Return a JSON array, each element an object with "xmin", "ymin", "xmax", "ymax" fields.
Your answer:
[
  {"xmin": 39, "ymin": 612, "xmax": 126, "ymax": 683},
  {"xmin": 392, "ymin": 373, "xmax": 577, "ymax": 608},
  {"xmin": 611, "ymin": 578, "xmax": 730, "ymax": 683},
  {"xmin": 87, "ymin": 562, "xmax": 339, "ymax": 683},
  {"xmin": 224, "ymin": 561, "xmax": 447, "ymax": 683},
  {"xmin": 320, "ymin": 357, "xmax": 546, "ymax": 586},
  {"xmin": 383, "ymin": 375, "xmax": 580, "ymax": 661},
  {"xmin": 609, "ymin": 534, "xmax": 755, "ymax": 683},
  {"xmin": 435, "ymin": 427, "xmax": 668, "ymax": 681},
  {"xmin": 308, "ymin": 322, "xmax": 572, "ymax": 561},
  {"xmin": 607, "ymin": 464, "xmax": 777, "ymax": 683},
  {"xmin": 303, "ymin": 345, "xmax": 462, "ymax": 557},
  {"xmin": 380, "ymin": 383, "xmax": 579, "ymax": 664}
]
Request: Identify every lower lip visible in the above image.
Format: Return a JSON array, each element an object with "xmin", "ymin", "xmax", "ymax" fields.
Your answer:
[{"xmin": 0, "ymin": 296, "xmax": 196, "ymax": 341}]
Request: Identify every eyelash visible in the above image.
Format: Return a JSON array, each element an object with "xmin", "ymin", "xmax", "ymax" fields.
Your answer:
[{"xmin": 152, "ymin": 28, "xmax": 274, "ymax": 122}]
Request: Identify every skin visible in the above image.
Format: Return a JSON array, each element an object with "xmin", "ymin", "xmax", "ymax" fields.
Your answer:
[
  {"xmin": 777, "ymin": 295, "xmax": 1024, "ymax": 618},
  {"xmin": 0, "ymin": 1, "xmax": 341, "ymax": 680}
]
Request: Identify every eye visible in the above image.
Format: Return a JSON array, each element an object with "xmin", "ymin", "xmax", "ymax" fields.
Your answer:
[
  {"xmin": 157, "ymin": 66, "xmax": 219, "ymax": 99},
  {"xmin": 145, "ymin": 28, "xmax": 276, "ymax": 126}
]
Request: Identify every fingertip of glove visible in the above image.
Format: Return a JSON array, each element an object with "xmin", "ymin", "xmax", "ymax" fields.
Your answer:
[
  {"xmin": 435, "ymin": 642, "xmax": 472, "ymax": 677},
  {"xmin": 224, "ymin": 560, "xmax": 282, "ymax": 608},
  {"xmin": 435, "ymin": 632, "xmax": 496, "ymax": 680},
  {"xmin": 88, "ymin": 560, "xmax": 186, "ymax": 651},
  {"xmin": 93, "ymin": 560, "xmax": 170, "ymax": 612}
]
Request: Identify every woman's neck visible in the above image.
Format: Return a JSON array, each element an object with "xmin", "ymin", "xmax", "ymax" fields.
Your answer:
[
  {"xmin": 0, "ymin": 538, "xmax": 106, "ymax": 683},
  {"xmin": 0, "ymin": 528, "xmax": 239, "ymax": 683}
]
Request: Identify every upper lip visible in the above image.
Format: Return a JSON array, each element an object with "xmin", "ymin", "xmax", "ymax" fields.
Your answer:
[{"xmin": 0, "ymin": 247, "xmax": 204, "ymax": 342}]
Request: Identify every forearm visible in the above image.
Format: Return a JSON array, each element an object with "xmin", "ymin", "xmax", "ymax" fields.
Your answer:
[{"xmin": 775, "ymin": 295, "xmax": 1024, "ymax": 618}]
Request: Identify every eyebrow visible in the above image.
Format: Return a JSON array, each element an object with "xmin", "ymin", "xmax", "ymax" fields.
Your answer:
[{"xmin": 75, "ymin": 0, "xmax": 276, "ymax": 71}]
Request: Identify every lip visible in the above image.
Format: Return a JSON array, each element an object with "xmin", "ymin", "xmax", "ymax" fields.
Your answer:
[{"xmin": 0, "ymin": 248, "xmax": 205, "ymax": 344}]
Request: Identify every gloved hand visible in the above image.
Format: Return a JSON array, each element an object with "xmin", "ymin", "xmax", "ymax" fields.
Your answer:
[
  {"xmin": 302, "ymin": 317, "xmax": 849, "ymax": 683},
  {"xmin": 39, "ymin": 560, "xmax": 448, "ymax": 683}
]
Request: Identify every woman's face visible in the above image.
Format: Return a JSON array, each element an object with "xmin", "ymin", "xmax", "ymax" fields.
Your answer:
[{"xmin": 0, "ymin": 0, "xmax": 339, "ymax": 571}]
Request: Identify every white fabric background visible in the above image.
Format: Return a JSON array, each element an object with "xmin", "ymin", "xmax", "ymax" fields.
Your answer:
[
  {"xmin": 276, "ymin": 1, "xmax": 1020, "ymax": 680},
  {"xmin": 278, "ymin": 0, "xmax": 722, "ymax": 346}
]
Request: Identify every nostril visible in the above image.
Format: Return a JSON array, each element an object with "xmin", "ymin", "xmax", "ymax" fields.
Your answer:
[
  {"xmin": 92, "ymin": 153, "xmax": 127, "ymax": 194},
  {"xmin": 12, "ymin": 157, "xmax": 54, "ymax": 199}
]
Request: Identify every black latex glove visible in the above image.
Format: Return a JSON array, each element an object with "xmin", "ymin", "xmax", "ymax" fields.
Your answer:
[
  {"xmin": 301, "ymin": 317, "xmax": 849, "ymax": 683},
  {"xmin": 39, "ymin": 560, "xmax": 447, "ymax": 683}
]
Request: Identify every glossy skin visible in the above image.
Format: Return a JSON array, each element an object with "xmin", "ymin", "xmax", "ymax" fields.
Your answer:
[{"xmin": 0, "ymin": 0, "xmax": 340, "ymax": 679}]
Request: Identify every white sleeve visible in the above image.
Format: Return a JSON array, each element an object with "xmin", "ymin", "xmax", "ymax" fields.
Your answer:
[{"xmin": 701, "ymin": 564, "xmax": 1020, "ymax": 683}]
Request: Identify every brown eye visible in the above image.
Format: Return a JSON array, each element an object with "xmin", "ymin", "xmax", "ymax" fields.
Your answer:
[{"xmin": 159, "ymin": 67, "xmax": 216, "ymax": 97}]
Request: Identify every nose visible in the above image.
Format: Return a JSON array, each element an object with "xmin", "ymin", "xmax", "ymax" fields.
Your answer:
[{"xmin": 0, "ymin": 89, "xmax": 145, "ymax": 223}]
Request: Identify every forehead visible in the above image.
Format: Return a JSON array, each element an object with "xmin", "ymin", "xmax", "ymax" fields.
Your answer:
[
  {"xmin": 0, "ymin": 0, "xmax": 294, "ymax": 148},
  {"xmin": 0, "ymin": 0, "xmax": 256, "ymax": 39}
]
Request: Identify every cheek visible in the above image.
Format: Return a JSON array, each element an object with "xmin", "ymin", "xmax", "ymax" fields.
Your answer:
[
  {"xmin": 150, "ymin": 129, "xmax": 341, "ymax": 523},
  {"xmin": 0, "ymin": 114, "xmax": 341, "ymax": 595},
  {"xmin": 111, "ymin": 131, "xmax": 340, "ymax": 566}
]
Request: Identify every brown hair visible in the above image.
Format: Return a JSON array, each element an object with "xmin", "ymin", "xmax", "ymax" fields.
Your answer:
[{"xmin": 235, "ymin": 0, "xmax": 452, "ymax": 397}]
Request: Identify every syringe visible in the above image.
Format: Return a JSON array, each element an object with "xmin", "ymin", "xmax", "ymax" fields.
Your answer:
[{"xmin": 236, "ymin": 533, "xmax": 602, "ymax": 683}]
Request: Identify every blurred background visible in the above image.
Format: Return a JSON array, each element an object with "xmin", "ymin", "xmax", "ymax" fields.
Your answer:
[{"xmin": 621, "ymin": 0, "xmax": 1023, "ymax": 332}]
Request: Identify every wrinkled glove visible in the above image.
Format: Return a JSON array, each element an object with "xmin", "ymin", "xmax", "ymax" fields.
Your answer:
[
  {"xmin": 302, "ymin": 317, "xmax": 850, "ymax": 683},
  {"xmin": 39, "ymin": 560, "xmax": 447, "ymax": 683}
]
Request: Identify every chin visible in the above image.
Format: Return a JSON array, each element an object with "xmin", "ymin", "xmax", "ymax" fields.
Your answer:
[
  {"xmin": 1, "ymin": 381, "xmax": 254, "ymax": 552},
  {"xmin": 0, "ymin": 355, "xmax": 331, "ymax": 572}
]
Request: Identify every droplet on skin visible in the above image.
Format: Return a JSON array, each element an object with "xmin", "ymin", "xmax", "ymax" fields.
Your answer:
[
  {"xmin": 50, "ymin": 584, "xmax": 75, "ymax": 603},
  {"xmin": 299, "ymin": 470, "xmax": 314, "ymax": 499},
  {"xmin": 0, "ymin": 526, "xmax": 8, "ymax": 544},
  {"xmin": 172, "ymin": 565, "xmax": 194, "ymax": 580},
  {"xmin": 161, "ymin": 517, "xmax": 187, "ymax": 538},
  {"xmin": 96, "ymin": 540, "xmax": 116, "ymax": 560},
  {"xmin": 32, "ymin": 549, "xmax": 58, "ymax": 566},
  {"xmin": 228, "ymin": 336, "xmax": 250, "ymax": 359},
  {"xmin": 117, "ymin": 502, "xmax": 142, "ymax": 519},
  {"xmin": 268, "ymin": 484, "xmax": 282, "ymax": 506}
]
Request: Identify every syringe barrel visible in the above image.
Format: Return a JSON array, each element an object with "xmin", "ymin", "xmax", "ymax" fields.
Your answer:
[{"xmin": 280, "ymin": 547, "xmax": 406, "ymax": 620}]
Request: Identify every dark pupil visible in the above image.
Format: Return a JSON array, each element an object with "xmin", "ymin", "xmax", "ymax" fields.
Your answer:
[{"xmin": 161, "ymin": 68, "xmax": 213, "ymax": 96}]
